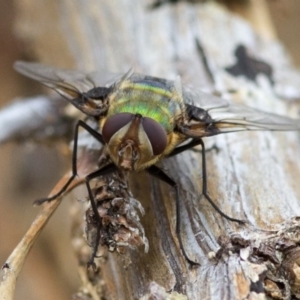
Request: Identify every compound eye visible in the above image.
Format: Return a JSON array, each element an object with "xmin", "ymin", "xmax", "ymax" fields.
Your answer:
[
  {"xmin": 102, "ymin": 113, "xmax": 133, "ymax": 143},
  {"xmin": 142, "ymin": 117, "xmax": 167, "ymax": 156}
]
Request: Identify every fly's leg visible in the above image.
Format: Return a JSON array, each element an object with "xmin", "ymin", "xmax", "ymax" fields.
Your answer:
[
  {"xmin": 168, "ymin": 139, "xmax": 245, "ymax": 224},
  {"xmin": 147, "ymin": 165, "xmax": 200, "ymax": 267},
  {"xmin": 34, "ymin": 120, "xmax": 104, "ymax": 205},
  {"xmin": 191, "ymin": 143, "xmax": 219, "ymax": 155},
  {"xmin": 196, "ymin": 139, "xmax": 245, "ymax": 224},
  {"xmin": 84, "ymin": 163, "xmax": 118, "ymax": 268},
  {"xmin": 168, "ymin": 138, "xmax": 204, "ymax": 157}
]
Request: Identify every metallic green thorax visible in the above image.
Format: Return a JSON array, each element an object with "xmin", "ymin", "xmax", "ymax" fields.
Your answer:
[{"xmin": 107, "ymin": 78, "xmax": 184, "ymax": 133}]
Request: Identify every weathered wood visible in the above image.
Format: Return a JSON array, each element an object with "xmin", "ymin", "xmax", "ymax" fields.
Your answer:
[{"xmin": 6, "ymin": 0, "xmax": 300, "ymax": 299}]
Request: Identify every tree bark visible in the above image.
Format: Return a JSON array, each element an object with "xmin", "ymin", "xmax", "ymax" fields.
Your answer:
[{"xmin": 9, "ymin": 0, "xmax": 300, "ymax": 299}]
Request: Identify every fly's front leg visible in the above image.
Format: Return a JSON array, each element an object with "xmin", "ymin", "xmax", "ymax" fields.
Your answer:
[
  {"xmin": 168, "ymin": 138, "xmax": 245, "ymax": 224},
  {"xmin": 34, "ymin": 120, "xmax": 104, "ymax": 205},
  {"xmin": 194, "ymin": 139, "xmax": 245, "ymax": 224}
]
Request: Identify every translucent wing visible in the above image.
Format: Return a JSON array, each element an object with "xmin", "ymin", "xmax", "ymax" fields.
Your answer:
[
  {"xmin": 14, "ymin": 61, "xmax": 127, "ymax": 116},
  {"xmin": 210, "ymin": 104, "xmax": 300, "ymax": 132},
  {"xmin": 14, "ymin": 61, "xmax": 121, "ymax": 99},
  {"xmin": 182, "ymin": 88, "xmax": 300, "ymax": 136}
]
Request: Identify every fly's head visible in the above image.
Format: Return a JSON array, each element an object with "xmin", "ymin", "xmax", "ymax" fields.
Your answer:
[{"xmin": 101, "ymin": 113, "xmax": 168, "ymax": 171}]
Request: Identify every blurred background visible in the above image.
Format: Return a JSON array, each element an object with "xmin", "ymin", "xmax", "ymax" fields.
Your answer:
[
  {"xmin": 0, "ymin": 1, "xmax": 79, "ymax": 299},
  {"xmin": 0, "ymin": 1, "xmax": 300, "ymax": 299}
]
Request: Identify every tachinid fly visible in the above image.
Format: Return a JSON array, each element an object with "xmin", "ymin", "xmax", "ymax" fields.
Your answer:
[{"xmin": 14, "ymin": 61, "xmax": 300, "ymax": 266}]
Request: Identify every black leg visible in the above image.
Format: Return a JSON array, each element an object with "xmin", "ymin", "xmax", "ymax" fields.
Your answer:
[
  {"xmin": 168, "ymin": 138, "xmax": 245, "ymax": 224},
  {"xmin": 168, "ymin": 139, "xmax": 218, "ymax": 157},
  {"xmin": 168, "ymin": 138, "xmax": 203, "ymax": 157},
  {"xmin": 197, "ymin": 139, "xmax": 245, "ymax": 224},
  {"xmin": 191, "ymin": 143, "xmax": 219, "ymax": 155},
  {"xmin": 84, "ymin": 163, "xmax": 118, "ymax": 267},
  {"xmin": 147, "ymin": 165, "xmax": 199, "ymax": 267},
  {"xmin": 34, "ymin": 120, "xmax": 104, "ymax": 205}
]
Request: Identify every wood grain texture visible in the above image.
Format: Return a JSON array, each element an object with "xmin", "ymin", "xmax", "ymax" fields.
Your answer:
[{"xmin": 12, "ymin": 0, "xmax": 300, "ymax": 299}]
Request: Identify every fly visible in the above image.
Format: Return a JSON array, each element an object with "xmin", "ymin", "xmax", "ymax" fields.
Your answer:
[{"xmin": 14, "ymin": 61, "xmax": 300, "ymax": 267}]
